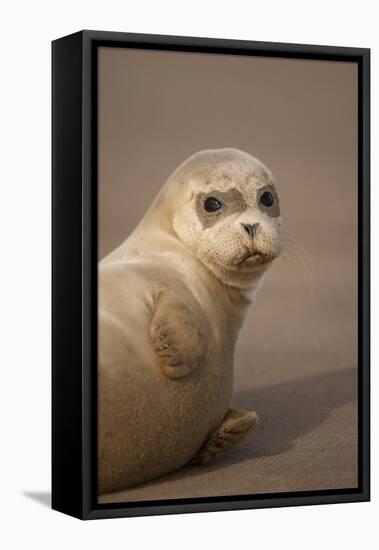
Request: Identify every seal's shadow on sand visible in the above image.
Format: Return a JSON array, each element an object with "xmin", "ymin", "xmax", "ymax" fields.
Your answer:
[
  {"xmin": 114, "ymin": 366, "xmax": 357, "ymax": 492},
  {"xmin": 232, "ymin": 365, "xmax": 357, "ymax": 460}
]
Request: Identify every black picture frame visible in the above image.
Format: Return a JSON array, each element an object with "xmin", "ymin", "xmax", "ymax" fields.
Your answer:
[{"xmin": 52, "ymin": 30, "xmax": 370, "ymax": 520}]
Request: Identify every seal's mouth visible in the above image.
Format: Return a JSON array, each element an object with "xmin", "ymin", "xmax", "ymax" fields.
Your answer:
[
  {"xmin": 240, "ymin": 250, "xmax": 271, "ymax": 265},
  {"xmin": 235, "ymin": 241, "xmax": 281, "ymax": 266}
]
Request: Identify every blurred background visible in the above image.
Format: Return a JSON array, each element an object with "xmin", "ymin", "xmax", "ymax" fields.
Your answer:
[{"xmin": 98, "ymin": 47, "xmax": 358, "ymax": 501}]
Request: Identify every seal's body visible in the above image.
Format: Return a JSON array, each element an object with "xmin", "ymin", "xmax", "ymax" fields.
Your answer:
[{"xmin": 99, "ymin": 149, "xmax": 282, "ymax": 494}]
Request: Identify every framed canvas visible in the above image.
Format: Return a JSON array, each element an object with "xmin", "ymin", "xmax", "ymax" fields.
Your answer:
[{"xmin": 52, "ymin": 30, "xmax": 370, "ymax": 520}]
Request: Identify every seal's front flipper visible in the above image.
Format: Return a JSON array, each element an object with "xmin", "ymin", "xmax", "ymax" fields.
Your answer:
[
  {"xmin": 190, "ymin": 408, "xmax": 258, "ymax": 464},
  {"xmin": 150, "ymin": 291, "xmax": 206, "ymax": 379}
]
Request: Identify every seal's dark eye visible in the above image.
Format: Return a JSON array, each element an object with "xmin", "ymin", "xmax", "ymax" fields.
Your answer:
[
  {"xmin": 204, "ymin": 197, "xmax": 222, "ymax": 212},
  {"xmin": 260, "ymin": 191, "xmax": 274, "ymax": 208}
]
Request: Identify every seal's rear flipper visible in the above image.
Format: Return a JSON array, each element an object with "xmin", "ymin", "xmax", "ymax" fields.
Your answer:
[{"xmin": 190, "ymin": 408, "xmax": 258, "ymax": 464}]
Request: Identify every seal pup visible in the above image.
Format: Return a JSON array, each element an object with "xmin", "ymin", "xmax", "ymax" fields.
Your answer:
[{"xmin": 99, "ymin": 148, "xmax": 282, "ymax": 494}]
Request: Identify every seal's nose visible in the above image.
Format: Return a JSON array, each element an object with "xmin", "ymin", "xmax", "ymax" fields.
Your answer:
[{"xmin": 241, "ymin": 223, "xmax": 259, "ymax": 238}]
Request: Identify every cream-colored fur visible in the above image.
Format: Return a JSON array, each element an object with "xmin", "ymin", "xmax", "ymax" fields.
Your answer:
[{"xmin": 98, "ymin": 148, "xmax": 282, "ymax": 494}]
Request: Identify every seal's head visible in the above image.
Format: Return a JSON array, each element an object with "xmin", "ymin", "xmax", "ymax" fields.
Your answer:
[{"xmin": 165, "ymin": 148, "xmax": 282, "ymax": 289}]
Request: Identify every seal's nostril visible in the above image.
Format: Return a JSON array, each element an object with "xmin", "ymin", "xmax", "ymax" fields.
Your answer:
[{"xmin": 242, "ymin": 223, "xmax": 259, "ymax": 238}]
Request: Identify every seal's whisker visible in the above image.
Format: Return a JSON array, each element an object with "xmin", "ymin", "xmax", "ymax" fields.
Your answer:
[
  {"xmin": 272, "ymin": 234, "xmax": 314, "ymax": 296},
  {"xmin": 280, "ymin": 234, "xmax": 313, "ymax": 270},
  {"xmin": 284, "ymin": 240, "xmax": 314, "ymax": 291},
  {"xmin": 275, "ymin": 252, "xmax": 307, "ymax": 297}
]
